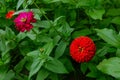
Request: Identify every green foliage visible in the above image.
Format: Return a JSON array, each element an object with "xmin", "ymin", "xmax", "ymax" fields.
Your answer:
[
  {"xmin": 44, "ymin": 58, "xmax": 68, "ymax": 74},
  {"xmin": 1, "ymin": 0, "xmax": 120, "ymax": 80},
  {"xmin": 97, "ymin": 57, "xmax": 120, "ymax": 79},
  {"xmin": 95, "ymin": 28, "xmax": 120, "ymax": 48}
]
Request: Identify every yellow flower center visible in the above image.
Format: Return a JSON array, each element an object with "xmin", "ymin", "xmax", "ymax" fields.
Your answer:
[
  {"xmin": 78, "ymin": 46, "xmax": 83, "ymax": 52},
  {"xmin": 21, "ymin": 18, "xmax": 27, "ymax": 22}
]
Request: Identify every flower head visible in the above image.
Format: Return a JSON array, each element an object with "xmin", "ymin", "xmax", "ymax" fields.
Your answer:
[
  {"xmin": 6, "ymin": 10, "xmax": 15, "ymax": 19},
  {"xmin": 14, "ymin": 11, "xmax": 36, "ymax": 32},
  {"xmin": 70, "ymin": 36, "xmax": 96, "ymax": 63}
]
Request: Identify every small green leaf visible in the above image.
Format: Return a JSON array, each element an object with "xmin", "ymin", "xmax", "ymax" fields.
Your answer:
[
  {"xmin": 61, "ymin": 0, "xmax": 75, "ymax": 4},
  {"xmin": 27, "ymin": 50, "xmax": 40, "ymax": 59},
  {"xmin": 55, "ymin": 41, "xmax": 67, "ymax": 59},
  {"xmin": 5, "ymin": 27, "xmax": 16, "ymax": 40},
  {"xmin": 60, "ymin": 58, "xmax": 74, "ymax": 72},
  {"xmin": 44, "ymin": 58, "xmax": 68, "ymax": 74},
  {"xmin": 81, "ymin": 63, "xmax": 88, "ymax": 74},
  {"xmin": 59, "ymin": 22, "xmax": 74, "ymax": 37},
  {"xmin": 116, "ymin": 48, "xmax": 120, "ymax": 57},
  {"xmin": 97, "ymin": 57, "xmax": 120, "ymax": 79},
  {"xmin": 6, "ymin": 40, "xmax": 16, "ymax": 50},
  {"xmin": 49, "ymin": 74, "xmax": 58, "ymax": 80},
  {"xmin": 86, "ymin": 9, "xmax": 105, "ymax": 20},
  {"xmin": 33, "ymin": 20, "xmax": 51, "ymax": 29},
  {"xmin": 14, "ymin": 57, "xmax": 27, "ymax": 73},
  {"xmin": 29, "ymin": 58, "xmax": 45, "ymax": 79},
  {"xmin": 27, "ymin": 0, "xmax": 35, "ymax": 5},
  {"xmin": 42, "ymin": 0, "xmax": 60, "ymax": 4},
  {"xmin": 95, "ymin": 28, "xmax": 120, "ymax": 48},
  {"xmin": 76, "ymin": 0, "xmax": 90, "ymax": 7},
  {"xmin": 0, "ymin": 37, "xmax": 6, "ymax": 52},
  {"xmin": 53, "ymin": 16, "xmax": 65, "ymax": 26},
  {"xmin": 36, "ymin": 68, "xmax": 49, "ymax": 80},
  {"xmin": 72, "ymin": 28, "xmax": 92, "ymax": 38},
  {"xmin": 96, "ymin": 46, "xmax": 109, "ymax": 57},
  {"xmin": 0, "ymin": 60, "xmax": 3, "ymax": 66},
  {"xmin": 106, "ymin": 8, "xmax": 120, "ymax": 16},
  {"xmin": 3, "ymin": 70, "xmax": 15, "ymax": 80},
  {"xmin": 86, "ymin": 71, "xmax": 97, "ymax": 78},
  {"xmin": 2, "ymin": 52, "xmax": 11, "ymax": 64},
  {"xmin": 53, "ymin": 36, "xmax": 61, "ymax": 45},
  {"xmin": 111, "ymin": 17, "xmax": 120, "ymax": 25},
  {"xmin": 16, "ymin": 0, "xmax": 25, "ymax": 10},
  {"xmin": 27, "ymin": 31, "xmax": 36, "ymax": 40},
  {"xmin": 43, "ymin": 41, "xmax": 54, "ymax": 55},
  {"xmin": 16, "ymin": 32, "xmax": 26, "ymax": 42},
  {"xmin": 36, "ymin": 35, "xmax": 52, "ymax": 43},
  {"xmin": 0, "ymin": 66, "xmax": 8, "ymax": 80}
]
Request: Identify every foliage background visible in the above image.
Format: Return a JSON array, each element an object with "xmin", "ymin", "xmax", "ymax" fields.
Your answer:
[{"xmin": 0, "ymin": 0, "xmax": 120, "ymax": 80}]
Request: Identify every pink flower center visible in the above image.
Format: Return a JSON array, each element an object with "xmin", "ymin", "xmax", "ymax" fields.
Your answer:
[{"xmin": 21, "ymin": 18, "xmax": 27, "ymax": 22}]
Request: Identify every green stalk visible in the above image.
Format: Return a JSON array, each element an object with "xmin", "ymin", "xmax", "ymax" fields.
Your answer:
[{"xmin": 33, "ymin": 2, "xmax": 66, "ymax": 41}]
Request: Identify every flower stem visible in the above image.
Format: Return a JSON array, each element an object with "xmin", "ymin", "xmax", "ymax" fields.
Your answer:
[
  {"xmin": 32, "ymin": 29, "xmax": 37, "ymax": 35},
  {"xmin": 34, "ymin": 2, "xmax": 50, "ymax": 22},
  {"xmin": 33, "ymin": 2, "xmax": 66, "ymax": 41}
]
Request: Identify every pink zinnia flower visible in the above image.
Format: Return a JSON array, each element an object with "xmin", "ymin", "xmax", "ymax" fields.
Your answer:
[
  {"xmin": 70, "ymin": 36, "xmax": 96, "ymax": 63},
  {"xmin": 14, "ymin": 11, "xmax": 36, "ymax": 32}
]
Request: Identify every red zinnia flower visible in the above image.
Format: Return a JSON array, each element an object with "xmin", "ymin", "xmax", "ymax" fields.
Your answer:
[
  {"xmin": 6, "ymin": 10, "xmax": 15, "ymax": 19},
  {"xmin": 70, "ymin": 36, "xmax": 96, "ymax": 63},
  {"xmin": 14, "ymin": 11, "xmax": 36, "ymax": 32}
]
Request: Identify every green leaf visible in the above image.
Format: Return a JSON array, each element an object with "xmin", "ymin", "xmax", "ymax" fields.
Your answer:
[
  {"xmin": 86, "ymin": 71, "xmax": 97, "ymax": 78},
  {"xmin": 6, "ymin": 40, "xmax": 16, "ymax": 50},
  {"xmin": 3, "ymin": 70, "xmax": 15, "ymax": 80},
  {"xmin": 42, "ymin": 41, "xmax": 54, "ymax": 55},
  {"xmin": 97, "ymin": 57, "xmax": 120, "ymax": 79},
  {"xmin": 27, "ymin": 31, "xmax": 36, "ymax": 40},
  {"xmin": 53, "ymin": 16, "xmax": 65, "ymax": 26},
  {"xmin": 61, "ymin": 0, "xmax": 75, "ymax": 4},
  {"xmin": 42, "ymin": 0, "xmax": 60, "ymax": 4},
  {"xmin": 76, "ymin": 0, "xmax": 90, "ymax": 7},
  {"xmin": 55, "ymin": 41, "xmax": 67, "ymax": 59},
  {"xmin": 2, "ymin": 52, "xmax": 11, "ymax": 64},
  {"xmin": 111, "ymin": 17, "xmax": 120, "ymax": 25},
  {"xmin": 33, "ymin": 20, "xmax": 51, "ymax": 29},
  {"xmin": 36, "ymin": 68, "xmax": 49, "ymax": 80},
  {"xmin": 16, "ymin": 32, "xmax": 26, "ymax": 42},
  {"xmin": 96, "ymin": 46, "xmax": 109, "ymax": 57},
  {"xmin": 27, "ymin": 50, "xmax": 40, "ymax": 59},
  {"xmin": 95, "ymin": 28, "xmax": 120, "ymax": 48},
  {"xmin": 5, "ymin": 27, "xmax": 15, "ymax": 40},
  {"xmin": 44, "ymin": 58, "xmax": 68, "ymax": 74},
  {"xmin": 60, "ymin": 58, "xmax": 74, "ymax": 72},
  {"xmin": 19, "ymin": 41, "xmax": 33, "ymax": 56},
  {"xmin": 86, "ymin": 9, "xmax": 105, "ymax": 20},
  {"xmin": 36, "ymin": 35, "xmax": 52, "ymax": 43},
  {"xmin": 81, "ymin": 63, "xmax": 88, "ymax": 74},
  {"xmin": 72, "ymin": 28, "xmax": 92, "ymax": 38},
  {"xmin": 0, "ymin": 0, "xmax": 5, "ymax": 5},
  {"xmin": 106, "ymin": 8, "xmax": 120, "ymax": 16},
  {"xmin": 49, "ymin": 74, "xmax": 58, "ymax": 80},
  {"xmin": 16, "ymin": 0, "xmax": 25, "ymax": 10},
  {"xmin": 0, "ymin": 37, "xmax": 6, "ymax": 52},
  {"xmin": 53, "ymin": 36, "xmax": 61, "ymax": 45},
  {"xmin": 59, "ymin": 22, "xmax": 74, "ymax": 37},
  {"xmin": 29, "ymin": 58, "xmax": 45, "ymax": 79},
  {"xmin": 14, "ymin": 57, "xmax": 27, "ymax": 73},
  {"xmin": 27, "ymin": 0, "xmax": 35, "ymax": 5},
  {"xmin": 96, "ymin": 77, "xmax": 106, "ymax": 80},
  {"xmin": 0, "ymin": 66, "xmax": 8, "ymax": 80},
  {"xmin": 116, "ymin": 48, "xmax": 120, "ymax": 57}
]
